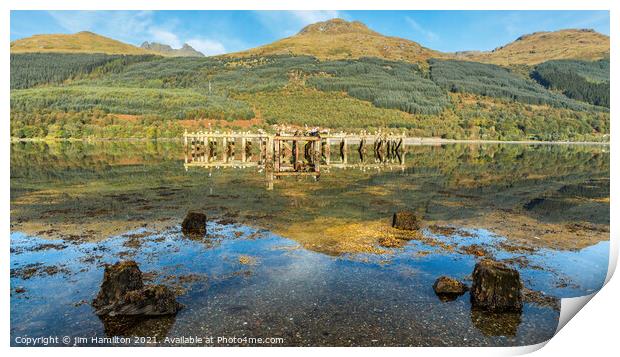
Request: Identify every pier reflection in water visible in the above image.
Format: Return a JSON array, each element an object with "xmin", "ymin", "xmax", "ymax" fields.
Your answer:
[
  {"xmin": 184, "ymin": 130, "xmax": 408, "ymax": 189},
  {"xmin": 10, "ymin": 140, "xmax": 609, "ymax": 346}
]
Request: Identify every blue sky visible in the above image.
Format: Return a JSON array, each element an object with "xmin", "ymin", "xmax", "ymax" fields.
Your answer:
[{"xmin": 10, "ymin": 10, "xmax": 610, "ymax": 55}]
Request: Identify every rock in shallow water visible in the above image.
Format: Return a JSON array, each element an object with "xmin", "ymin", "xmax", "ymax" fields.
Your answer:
[
  {"xmin": 470, "ymin": 260, "xmax": 523, "ymax": 312},
  {"xmin": 182, "ymin": 211, "xmax": 206, "ymax": 237},
  {"xmin": 92, "ymin": 261, "xmax": 182, "ymax": 316},
  {"xmin": 433, "ymin": 276, "xmax": 468, "ymax": 301},
  {"xmin": 392, "ymin": 211, "xmax": 420, "ymax": 231}
]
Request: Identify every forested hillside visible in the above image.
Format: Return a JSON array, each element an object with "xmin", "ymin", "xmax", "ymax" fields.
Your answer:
[
  {"xmin": 531, "ymin": 59, "xmax": 610, "ymax": 108},
  {"xmin": 10, "ymin": 51, "xmax": 610, "ymax": 141},
  {"xmin": 429, "ymin": 59, "xmax": 596, "ymax": 111},
  {"xmin": 10, "ymin": 53, "xmax": 157, "ymax": 89}
]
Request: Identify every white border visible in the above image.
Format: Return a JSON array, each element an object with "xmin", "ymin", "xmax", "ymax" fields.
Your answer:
[{"xmin": 3, "ymin": 1, "xmax": 617, "ymax": 356}]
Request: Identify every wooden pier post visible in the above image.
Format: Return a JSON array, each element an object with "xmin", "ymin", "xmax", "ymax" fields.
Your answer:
[
  {"xmin": 293, "ymin": 139, "xmax": 299, "ymax": 168},
  {"xmin": 358, "ymin": 137, "xmax": 366, "ymax": 162},
  {"xmin": 265, "ymin": 136, "xmax": 274, "ymax": 190},
  {"xmin": 324, "ymin": 138, "xmax": 331, "ymax": 164},
  {"xmin": 313, "ymin": 140, "xmax": 321, "ymax": 173},
  {"xmin": 274, "ymin": 136, "xmax": 280, "ymax": 172},
  {"xmin": 201, "ymin": 135, "xmax": 207, "ymax": 162},
  {"xmin": 183, "ymin": 130, "xmax": 188, "ymax": 164},
  {"xmin": 340, "ymin": 138, "xmax": 348, "ymax": 164},
  {"xmin": 222, "ymin": 136, "xmax": 228, "ymax": 162},
  {"xmin": 241, "ymin": 137, "xmax": 247, "ymax": 163}
]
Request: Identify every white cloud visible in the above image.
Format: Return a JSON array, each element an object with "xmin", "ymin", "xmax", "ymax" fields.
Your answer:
[
  {"xmin": 47, "ymin": 11, "xmax": 101, "ymax": 33},
  {"xmin": 186, "ymin": 38, "xmax": 226, "ymax": 56},
  {"xmin": 46, "ymin": 10, "xmax": 236, "ymax": 55},
  {"xmin": 48, "ymin": 10, "xmax": 152, "ymax": 42},
  {"xmin": 405, "ymin": 16, "xmax": 439, "ymax": 42},
  {"xmin": 149, "ymin": 28, "xmax": 182, "ymax": 48}
]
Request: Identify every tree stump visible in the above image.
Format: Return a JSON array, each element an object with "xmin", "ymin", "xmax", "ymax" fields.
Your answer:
[
  {"xmin": 471, "ymin": 260, "xmax": 523, "ymax": 312},
  {"xmin": 92, "ymin": 261, "xmax": 182, "ymax": 316}
]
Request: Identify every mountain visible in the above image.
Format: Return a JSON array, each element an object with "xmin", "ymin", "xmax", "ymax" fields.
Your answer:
[
  {"xmin": 10, "ymin": 31, "xmax": 151, "ymax": 55},
  {"xmin": 224, "ymin": 20, "xmax": 609, "ymax": 66},
  {"xmin": 140, "ymin": 41, "xmax": 204, "ymax": 57},
  {"xmin": 226, "ymin": 18, "xmax": 444, "ymax": 63},
  {"xmin": 11, "ymin": 23, "xmax": 609, "ymax": 65},
  {"xmin": 10, "ymin": 31, "xmax": 204, "ymax": 57},
  {"xmin": 453, "ymin": 29, "xmax": 609, "ymax": 65}
]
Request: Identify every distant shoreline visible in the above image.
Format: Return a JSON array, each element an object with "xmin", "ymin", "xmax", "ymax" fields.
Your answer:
[
  {"xmin": 10, "ymin": 137, "xmax": 610, "ymax": 145},
  {"xmin": 11, "ymin": 137, "xmax": 610, "ymax": 145}
]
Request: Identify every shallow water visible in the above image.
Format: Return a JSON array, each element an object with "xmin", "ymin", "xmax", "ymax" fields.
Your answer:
[{"xmin": 10, "ymin": 141, "xmax": 610, "ymax": 346}]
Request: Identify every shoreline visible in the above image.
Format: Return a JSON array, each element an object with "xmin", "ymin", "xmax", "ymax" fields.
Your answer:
[{"xmin": 10, "ymin": 136, "xmax": 610, "ymax": 145}]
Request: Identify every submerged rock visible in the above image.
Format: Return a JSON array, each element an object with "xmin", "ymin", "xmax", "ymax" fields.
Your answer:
[
  {"xmin": 470, "ymin": 260, "xmax": 523, "ymax": 312},
  {"xmin": 522, "ymin": 288, "xmax": 560, "ymax": 311},
  {"xmin": 433, "ymin": 276, "xmax": 468, "ymax": 301},
  {"xmin": 181, "ymin": 211, "xmax": 206, "ymax": 237},
  {"xmin": 392, "ymin": 211, "xmax": 420, "ymax": 231},
  {"xmin": 92, "ymin": 261, "xmax": 182, "ymax": 316}
]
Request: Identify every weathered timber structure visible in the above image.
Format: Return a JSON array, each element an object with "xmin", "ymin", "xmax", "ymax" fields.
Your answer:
[{"xmin": 183, "ymin": 130, "xmax": 408, "ymax": 189}]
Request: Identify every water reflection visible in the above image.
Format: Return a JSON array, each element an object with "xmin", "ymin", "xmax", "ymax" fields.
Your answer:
[
  {"xmin": 98, "ymin": 315, "xmax": 176, "ymax": 341},
  {"xmin": 10, "ymin": 225, "xmax": 569, "ymax": 346},
  {"xmin": 9, "ymin": 140, "xmax": 610, "ymax": 346},
  {"xmin": 470, "ymin": 309, "xmax": 522, "ymax": 337}
]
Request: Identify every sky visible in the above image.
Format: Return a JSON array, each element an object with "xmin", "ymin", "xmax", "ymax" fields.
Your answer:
[{"xmin": 10, "ymin": 10, "xmax": 610, "ymax": 55}]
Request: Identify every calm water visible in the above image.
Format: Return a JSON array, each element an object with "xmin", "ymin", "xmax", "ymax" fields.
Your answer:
[{"xmin": 10, "ymin": 141, "xmax": 610, "ymax": 346}]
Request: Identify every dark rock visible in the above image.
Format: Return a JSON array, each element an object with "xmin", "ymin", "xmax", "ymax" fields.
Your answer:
[
  {"xmin": 112, "ymin": 285, "xmax": 181, "ymax": 316},
  {"xmin": 392, "ymin": 211, "xmax": 420, "ymax": 231},
  {"xmin": 471, "ymin": 260, "xmax": 523, "ymax": 312},
  {"xmin": 92, "ymin": 261, "xmax": 182, "ymax": 316},
  {"xmin": 181, "ymin": 211, "xmax": 206, "ymax": 236},
  {"xmin": 433, "ymin": 276, "xmax": 468, "ymax": 301},
  {"xmin": 93, "ymin": 261, "xmax": 144, "ymax": 310}
]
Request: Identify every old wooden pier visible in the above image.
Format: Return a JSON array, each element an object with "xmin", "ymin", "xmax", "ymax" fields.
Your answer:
[{"xmin": 183, "ymin": 130, "xmax": 407, "ymax": 189}]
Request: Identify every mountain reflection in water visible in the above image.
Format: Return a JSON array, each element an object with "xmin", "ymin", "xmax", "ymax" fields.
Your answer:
[{"xmin": 10, "ymin": 141, "xmax": 609, "ymax": 346}]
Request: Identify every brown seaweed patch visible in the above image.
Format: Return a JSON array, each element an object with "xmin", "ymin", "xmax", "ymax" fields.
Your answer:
[
  {"xmin": 522, "ymin": 288, "xmax": 560, "ymax": 311},
  {"xmin": 378, "ymin": 236, "xmax": 407, "ymax": 248},
  {"xmin": 11, "ymin": 263, "xmax": 71, "ymax": 280},
  {"xmin": 428, "ymin": 225, "xmax": 474, "ymax": 237},
  {"xmin": 459, "ymin": 244, "xmax": 493, "ymax": 259}
]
